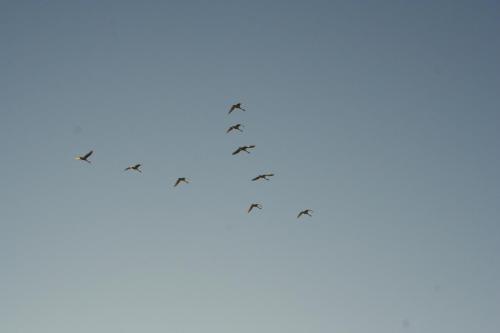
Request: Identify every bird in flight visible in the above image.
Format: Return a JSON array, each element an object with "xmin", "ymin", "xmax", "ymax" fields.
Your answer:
[
  {"xmin": 174, "ymin": 177, "xmax": 190, "ymax": 187},
  {"xmin": 75, "ymin": 150, "xmax": 93, "ymax": 163},
  {"xmin": 232, "ymin": 145, "xmax": 256, "ymax": 155},
  {"xmin": 247, "ymin": 203, "xmax": 262, "ymax": 213},
  {"xmin": 124, "ymin": 164, "xmax": 142, "ymax": 173},
  {"xmin": 297, "ymin": 209, "xmax": 313, "ymax": 218},
  {"xmin": 228, "ymin": 103, "xmax": 246, "ymax": 114},
  {"xmin": 226, "ymin": 123, "xmax": 244, "ymax": 133},
  {"xmin": 252, "ymin": 173, "xmax": 274, "ymax": 181}
]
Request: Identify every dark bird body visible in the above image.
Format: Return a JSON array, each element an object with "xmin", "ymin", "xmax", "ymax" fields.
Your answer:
[
  {"xmin": 232, "ymin": 145, "xmax": 256, "ymax": 155},
  {"xmin": 124, "ymin": 164, "xmax": 142, "ymax": 173},
  {"xmin": 252, "ymin": 173, "xmax": 274, "ymax": 181},
  {"xmin": 174, "ymin": 177, "xmax": 190, "ymax": 187},
  {"xmin": 297, "ymin": 209, "xmax": 313, "ymax": 218},
  {"xmin": 228, "ymin": 103, "xmax": 246, "ymax": 114},
  {"xmin": 75, "ymin": 150, "xmax": 93, "ymax": 163},
  {"xmin": 247, "ymin": 203, "xmax": 262, "ymax": 213},
  {"xmin": 226, "ymin": 123, "xmax": 244, "ymax": 133}
]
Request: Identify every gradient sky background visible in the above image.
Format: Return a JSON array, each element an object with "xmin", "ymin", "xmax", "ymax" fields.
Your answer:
[{"xmin": 1, "ymin": 1, "xmax": 500, "ymax": 332}]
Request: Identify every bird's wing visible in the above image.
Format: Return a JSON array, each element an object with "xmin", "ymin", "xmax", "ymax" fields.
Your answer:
[
  {"xmin": 228, "ymin": 105, "xmax": 236, "ymax": 114},
  {"xmin": 266, "ymin": 173, "xmax": 274, "ymax": 177},
  {"xmin": 124, "ymin": 167, "xmax": 131, "ymax": 171},
  {"xmin": 226, "ymin": 126, "xmax": 234, "ymax": 133},
  {"xmin": 134, "ymin": 164, "xmax": 141, "ymax": 168},
  {"xmin": 252, "ymin": 176, "xmax": 260, "ymax": 181},
  {"xmin": 232, "ymin": 148, "xmax": 241, "ymax": 155},
  {"xmin": 83, "ymin": 150, "xmax": 93, "ymax": 159},
  {"xmin": 174, "ymin": 179, "xmax": 181, "ymax": 187},
  {"xmin": 248, "ymin": 145, "xmax": 256, "ymax": 149},
  {"xmin": 248, "ymin": 205, "xmax": 254, "ymax": 213}
]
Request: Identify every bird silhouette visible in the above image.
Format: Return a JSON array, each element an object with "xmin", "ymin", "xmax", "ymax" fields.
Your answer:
[
  {"xmin": 252, "ymin": 173, "xmax": 274, "ymax": 181},
  {"xmin": 232, "ymin": 145, "xmax": 256, "ymax": 155},
  {"xmin": 226, "ymin": 123, "xmax": 244, "ymax": 133},
  {"xmin": 124, "ymin": 164, "xmax": 142, "ymax": 173},
  {"xmin": 174, "ymin": 177, "xmax": 190, "ymax": 187},
  {"xmin": 297, "ymin": 209, "xmax": 313, "ymax": 218},
  {"xmin": 228, "ymin": 103, "xmax": 246, "ymax": 114},
  {"xmin": 75, "ymin": 150, "xmax": 93, "ymax": 163},
  {"xmin": 247, "ymin": 203, "xmax": 262, "ymax": 213}
]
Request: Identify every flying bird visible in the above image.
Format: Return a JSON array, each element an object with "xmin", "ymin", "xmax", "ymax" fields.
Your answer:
[
  {"xmin": 75, "ymin": 150, "xmax": 93, "ymax": 163},
  {"xmin": 226, "ymin": 123, "xmax": 244, "ymax": 133},
  {"xmin": 124, "ymin": 164, "xmax": 142, "ymax": 173},
  {"xmin": 174, "ymin": 177, "xmax": 190, "ymax": 187},
  {"xmin": 252, "ymin": 173, "xmax": 274, "ymax": 181},
  {"xmin": 228, "ymin": 103, "xmax": 246, "ymax": 114},
  {"xmin": 297, "ymin": 209, "xmax": 313, "ymax": 218},
  {"xmin": 232, "ymin": 145, "xmax": 256, "ymax": 155},
  {"xmin": 247, "ymin": 203, "xmax": 262, "ymax": 213}
]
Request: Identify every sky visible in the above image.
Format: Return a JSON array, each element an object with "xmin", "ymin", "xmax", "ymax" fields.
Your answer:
[{"xmin": 1, "ymin": 0, "xmax": 500, "ymax": 332}]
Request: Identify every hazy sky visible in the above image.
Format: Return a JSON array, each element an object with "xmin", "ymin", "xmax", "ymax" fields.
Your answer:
[{"xmin": 1, "ymin": 1, "xmax": 499, "ymax": 332}]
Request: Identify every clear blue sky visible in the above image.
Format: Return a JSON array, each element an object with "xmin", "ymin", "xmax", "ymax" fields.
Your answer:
[{"xmin": 1, "ymin": 1, "xmax": 499, "ymax": 332}]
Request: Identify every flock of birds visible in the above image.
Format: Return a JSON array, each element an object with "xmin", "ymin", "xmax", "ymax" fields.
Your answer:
[{"xmin": 75, "ymin": 102, "xmax": 313, "ymax": 219}]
